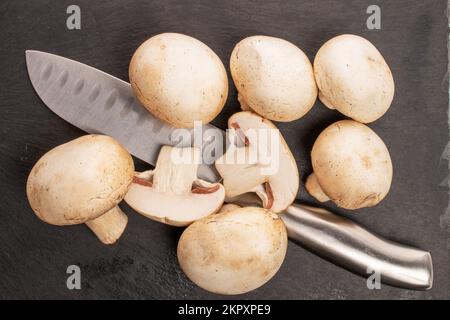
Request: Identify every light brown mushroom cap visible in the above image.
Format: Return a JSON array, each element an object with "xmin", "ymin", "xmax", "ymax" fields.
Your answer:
[
  {"xmin": 27, "ymin": 135, "xmax": 134, "ymax": 226},
  {"xmin": 310, "ymin": 120, "xmax": 393, "ymax": 209},
  {"xmin": 230, "ymin": 35, "xmax": 317, "ymax": 121},
  {"xmin": 129, "ymin": 33, "xmax": 228, "ymax": 128},
  {"xmin": 215, "ymin": 111, "xmax": 299, "ymax": 213},
  {"xmin": 177, "ymin": 206, "xmax": 287, "ymax": 295},
  {"xmin": 314, "ymin": 34, "xmax": 395, "ymax": 123}
]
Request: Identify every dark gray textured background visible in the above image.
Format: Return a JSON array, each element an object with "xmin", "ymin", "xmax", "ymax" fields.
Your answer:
[{"xmin": 0, "ymin": 0, "xmax": 449, "ymax": 299}]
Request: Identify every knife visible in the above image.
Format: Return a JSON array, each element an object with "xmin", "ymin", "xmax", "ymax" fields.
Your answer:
[{"xmin": 25, "ymin": 50, "xmax": 433, "ymax": 291}]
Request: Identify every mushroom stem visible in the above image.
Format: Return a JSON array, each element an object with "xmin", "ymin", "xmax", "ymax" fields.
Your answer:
[
  {"xmin": 229, "ymin": 122, "xmax": 249, "ymax": 146},
  {"xmin": 251, "ymin": 183, "xmax": 274, "ymax": 209},
  {"xmin": 152, "ymin": 146, "xmax": 199, "ymax": 194},
  {"xmin": 318, "ymin": 91, "xmax": 336, "ymax": 110},
  {"xmin": 218, "ymin": 203, "xmax": 241, "ymax": 214},
  {"xmin": 305, "ymin": 173, "xmax": 330, "ymax": 202},
  {"xmin": 85, "ymin": 206, "xmax": 128, "ymax": 245},
  {"xmin": 237, "ymin": 93, "xmax": 252, "ymax": 112}
]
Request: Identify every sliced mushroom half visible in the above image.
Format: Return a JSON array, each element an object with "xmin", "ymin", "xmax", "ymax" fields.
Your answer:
[
  {"xmin": 125, "ymin": 146, "xmax": 225, "ymax": 226},
  {"xmin": 215, "ymin": 111, "xmax": 299, "ymax": 213}
]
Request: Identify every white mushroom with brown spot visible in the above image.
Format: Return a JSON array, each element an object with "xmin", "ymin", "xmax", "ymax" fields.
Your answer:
[
  {"xmin": 230, "ymin": 35, "xmax": 317, "ymax": 122},
  {"xmin": 314, "ymin": 34, "xmax": 395, "ymax": 123},
  {"xmin": 129, "ymin": 33, "xmax": 228, "ymax": 128},
  {"xmin": 306, "ymin": 120, "xmax": 393, "ymax": 209},
  {"xmin": 26, "ymin": 135, "xmax": 134, "ymax": 244},
  {"xmin": 124, "ymin": 146, "xmax": 225, "ymax": 226},
  {"xmin": 215, "ymin": 111, "xmax": 299, "ymax": 213},
  {"xmin": 177, "ymin": 206, "xmax": 288, "ymax": 295}
]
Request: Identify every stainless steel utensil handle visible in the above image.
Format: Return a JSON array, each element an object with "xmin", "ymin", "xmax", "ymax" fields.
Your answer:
[{"xmin": 282, "ymin": 204, "xmax": 433, "ymax": 290}]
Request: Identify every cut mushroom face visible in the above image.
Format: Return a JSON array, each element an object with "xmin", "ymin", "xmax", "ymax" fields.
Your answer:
[
  {"xmin": 307, "ymin": 120, "xmax": 393, "ymax": 209},
  {"xmin": 129, "ymin": 33, "xmax": 228, "ymax": 128},
  {"xmin": 215, "ymin": 111, "xmax": 299, "ymax": 213},
  {"xmin": 124, "ymin": 146, "xmax": 225, "ymax": 226},
  {"xmin": 177, "ymin": 206, "xmax": 288, "ymax": 295},
  {"xmin": 230, "ymin": 35, "xmax": 317, "ymax": 122},
  {"xmin": 314, "ymin": 34, "xmax": 395, "ymax": 123},
  {"xmin": 26, "ymin": 135, "xmax": 134, "ymax": 244}
]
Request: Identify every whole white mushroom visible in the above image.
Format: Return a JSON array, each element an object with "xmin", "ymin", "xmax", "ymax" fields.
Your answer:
[
  {"xmin": 314, "ymin": 34, "xmax": 395, "ymax": 123},
  {"xmin": 177, "ymin": 206, "xmax": 287, "ymax": 295},
  {"xmin": 306, "ymin": 120, "xmax": 393, "ymax": 210},
  {"xmin": 26, "ymin": 135, "xmax": 134, "ymax": 244},
  {"xmin": 129, "ymin": 33, "xmax": 228, "ymax": 128},
  {"xmin": 230, "ymin": 35, "xmax": 317, "ymax": 121}
]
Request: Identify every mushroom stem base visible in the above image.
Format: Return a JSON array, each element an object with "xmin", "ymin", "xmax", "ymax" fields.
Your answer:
[
  {"xmin": 237, "ymin": 94, "xmax": 252, "ymax": 112},
  {"xmin": 85, "ymin": 206, "xmax": 128, "ymax": 244},
  {"xmin": 318, "ymin": 91, "xmax": 336, "ymax": 110},
  {"xmin": 305, "ymin": 173, "xmax": 330, "ymax": 203}
]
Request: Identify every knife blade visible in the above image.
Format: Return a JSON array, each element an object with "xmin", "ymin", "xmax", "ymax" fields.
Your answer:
[
  {"xmin": 26, "ymin": 50, "xmax": 433, "ymax": 290},
  {"xmin": 25, "ymin": 50, "xmax": 224, "ymax": 182}
]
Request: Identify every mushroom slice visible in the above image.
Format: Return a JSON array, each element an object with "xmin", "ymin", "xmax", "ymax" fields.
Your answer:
[
  {"xmin": 215, "ymin": 111, "xmax": 299, "ymax": 213},
  {"xmin": 124, "ymin": 146, "xmax": 225, "ymax": 226},
  {"xmin": 26, "ymin": 135, "xmax": 134, "ymax": 245}
]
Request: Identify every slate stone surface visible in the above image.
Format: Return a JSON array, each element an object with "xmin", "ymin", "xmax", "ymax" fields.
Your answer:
[{"xmin": 0, "ymin": 0, "xmax": 449, "ymax": 299}]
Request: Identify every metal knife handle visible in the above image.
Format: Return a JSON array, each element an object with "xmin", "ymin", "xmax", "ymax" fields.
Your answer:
[{"xmin": 282, "ymin": 204, "xmax": 433, "ymax": 290}]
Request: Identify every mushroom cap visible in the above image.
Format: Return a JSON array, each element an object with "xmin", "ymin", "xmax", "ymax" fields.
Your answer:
[
  {"xmin": 314, "ymin": 34, "xmax": 395, "ymax": 123},
  {"xmin": 311, "ymin": 120, "xmax": 393, "ymax": 209},
  {"xmin": 230, "ymin": 36, "xmax": 317, "ymax": 121},
  {"xmin": 129, "ymin": 33, "xmax": 228, "ymax": 128},
  {"xmin": 26, "ymin": 135, "xmax": 134, "ymax": 225},
  {"xmin": 177, "ymin": 206, "xmax": 287, "ymax": 295},
  {"xmin": 215, "ymin": 111, "xmax": 299, "ymax": 213}
]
